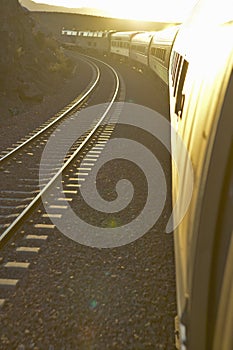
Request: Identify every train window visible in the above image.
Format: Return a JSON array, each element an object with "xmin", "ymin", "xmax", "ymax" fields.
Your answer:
[
  {"xmin": 175, "ymin": 59, "xmax": 189, "ymax": 117},
  {"xmin": 173, "ymin": 54, "xmax": 182, "ymax": 97},
  {"xmin": 136, "ymin": 45, "xmax": 145, "ymax": 54},
  {"xmin": 171, "ymin": 52, "xmax": 179, "ymax": 86},
  {"xmin": 154, "ymin": 48, "xmax": 166, "ymax": 61},
  {"xmin": 150, "ymin": 47, "xmax": 155, "ymax": 56}
]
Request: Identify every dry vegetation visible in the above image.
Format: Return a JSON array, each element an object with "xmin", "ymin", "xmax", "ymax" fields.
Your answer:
[{"xmin": 0, "ymin": 0, "xmax": 75, "ymax": 119}]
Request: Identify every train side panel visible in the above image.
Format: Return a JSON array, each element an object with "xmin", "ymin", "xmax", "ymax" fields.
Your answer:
[
  {"xmin": 169, "ymin": 13, "xmax": 233, "ymax": 350},
  {"xmin": 149, "ymin": 26, "xmax": 179, "ymax": 84},
  {"xmin": 110, "ymin": 31, "xmax": 140, "ymax": 59},
  {"xmin": 129, "ymin": 32, "xmax": 154, "ymax": 68}
]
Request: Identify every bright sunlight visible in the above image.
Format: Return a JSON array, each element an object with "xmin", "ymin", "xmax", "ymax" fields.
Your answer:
[{"xmin": 32, "ymin": 0, "xmax": 199, "ymax": 22}]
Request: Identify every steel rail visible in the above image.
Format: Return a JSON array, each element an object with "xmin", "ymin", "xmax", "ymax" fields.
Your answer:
[
  {"xmin": 0, "ymin": 59, "xmax": 100, "ymax": 163},
  {"xmin": 0, "ymin": 59, "xmax": 120, "ymax": 247}
]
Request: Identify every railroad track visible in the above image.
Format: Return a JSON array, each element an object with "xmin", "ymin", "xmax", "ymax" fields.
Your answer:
[
  {"xmin": 0, "ymin": 57, "xmax": 100, "ymax": 162},
  {"xmin": 0, "ymin": 55, "xmax": 122, "ymax": 247},
  {"xmin": 0, "ymin": 54, "xmax": 177, "ymax": 350}
]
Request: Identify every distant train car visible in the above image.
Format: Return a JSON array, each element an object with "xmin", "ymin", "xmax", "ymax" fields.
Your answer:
[
  {"xmin": 149, "ymin": 26, "xmax": 179, "ymax": 84},
  {"xmin": 110, "ymin": 31, "xmax": 140, "ymax": 61},
  {"xmin": 129, "ymin": 31, "xmax": 155, "ymax": 69},
  {"xmin": 169, "ymin": 0, "xmax": 233, "ymax": 349},
  {"xmin": 76, "ymin": 31, "xmax": 113, "ymax": 55},
  {"xmin": 61, "ymin": 29, "xmax": 114, "ymax": 55},
  {"xmin": 61, "ymin": 28, "xmax": 78, "ymax": 45}
]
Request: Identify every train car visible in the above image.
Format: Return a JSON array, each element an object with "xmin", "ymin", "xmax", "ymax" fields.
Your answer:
[
  {"xmin": 61, "ymin": 30, "xmax": 114, "ymax": 55},
  {"xmin": 61, "ymin": 28, "xmax": 78, "ymax": 45},
  {"xmin": 76, "ymin": 31, "xmax": 113, "ymax": 55},
  {"xmin": 169, "ymin": 0, "xmax": 233, "ymax": 349},
  {"xmin": 129, "ymin": 31, "xmax": 155, "ymax": 70},
  {"xmin": 110, "ymin": 31, "xmax": 141, "ymax": 61},
  {"xmin": 148, "ymin": 26, "xmax": 179, "ymax": 84}
]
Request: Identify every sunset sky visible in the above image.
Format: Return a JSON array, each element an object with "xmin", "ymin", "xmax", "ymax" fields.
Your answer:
[{"xmin": 32, "ymin": 0, "xmax": 199, "ymax": 22}]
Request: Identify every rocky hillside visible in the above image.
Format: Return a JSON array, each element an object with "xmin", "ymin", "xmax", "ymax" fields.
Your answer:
[{"xmin": 0, "ymin": 0, "xmax": 74, "ymax": 119}]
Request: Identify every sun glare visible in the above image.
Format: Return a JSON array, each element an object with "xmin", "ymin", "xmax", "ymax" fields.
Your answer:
[{"xmin": 32, "ymin": 0, "xmax": 199, "ymax": 22}]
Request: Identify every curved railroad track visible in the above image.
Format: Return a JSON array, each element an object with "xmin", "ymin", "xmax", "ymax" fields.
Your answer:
[
  {"xmin": 0, "ymin": 55, "xmax": 122, "ymax": 247},
  {"xmin": 0, "ymin": 57, "xmax": 100, "ymax": 163},
  {"xmin": 0, "ymin": 53, "xmax": 176, "ymax": 350}
]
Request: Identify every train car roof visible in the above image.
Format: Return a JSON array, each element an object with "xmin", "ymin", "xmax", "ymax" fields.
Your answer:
[
  {"xmin": 111, "ymin": 31, "xmax": 143, "ymax": 39},
  {"xmin": 151, "ymin": 25, "xmax": 180, "ymax": 44},
  {"xmin": 130, "ymin": 31, "xmax": 156, "ymax": 44}
]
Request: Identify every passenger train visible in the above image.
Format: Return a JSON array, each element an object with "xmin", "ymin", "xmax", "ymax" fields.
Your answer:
[
  {"xmin": 61, "ymin": 25, "xmax": 180, "ymax": 85},
  {"xmin": 62, "ymin": 1, "xmax": 233, "ymax": 348},
  {"xmin": 109, "ymin": 26, "xmax": 180, "ymax": 85}
]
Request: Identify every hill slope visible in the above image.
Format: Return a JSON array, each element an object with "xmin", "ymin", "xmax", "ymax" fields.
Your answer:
[
  {"xmin": 0, "ymin": 0, "xmax": 74, "ymax": 119},
  {"xmin": 20, "ymin": 0, "xmax": 111, "ymax": 17}
]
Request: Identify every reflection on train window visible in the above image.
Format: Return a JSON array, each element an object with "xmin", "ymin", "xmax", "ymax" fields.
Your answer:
[
  {"xmin": 171, "ymin": 52, "xmax": 179, "ymax": 86},
  {"xmin": 137, "ymin": 45, "xmax": 146, "ymax": 54},
  {"xmin": 173, "ymin": 54, "xmax": 182, "ymax": 96},
  {"xmin": 150, "ymin": 47, "xmax": 166, "ymax": 61},
  {"xmin": 155, "ymin": 48, "xmax": 166, "ymax": 61},
  {"xmin": 175, "ymin": 59, "xmax": 189, "ymax": 117}
]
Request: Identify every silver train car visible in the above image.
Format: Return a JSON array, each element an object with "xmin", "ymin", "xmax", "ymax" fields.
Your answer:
[
  {"xmin": 169, "ymin": 0, "xmax": 233, "ymax": 349},
  {"xmin": 129, "ymin": 31, "xmax": 155, "ymax": 69},
  {"xmin": 148, "ymin": 26, "xmax": 179, "ymax": 84},
  {"xmin": 110, "ymin": 27, "xmax": 179, "ymax": 83},
  {"xmin": 110, "ymin": 31, "xmax": 140, "ymax": 61},
  {"xmin": 61, "ymin": 27, "xmax": 179, "ymax": 84}
]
